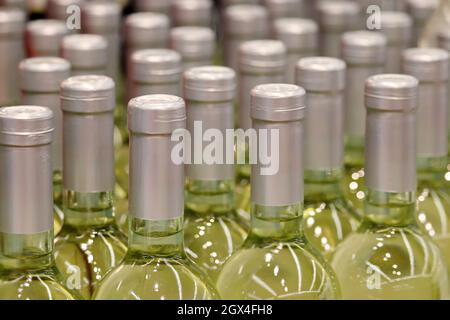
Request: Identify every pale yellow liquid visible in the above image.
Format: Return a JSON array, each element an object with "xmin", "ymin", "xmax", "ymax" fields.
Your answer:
[{"xmin": 342, "ymin": 167, "xmax": 365, "ymax": 217}]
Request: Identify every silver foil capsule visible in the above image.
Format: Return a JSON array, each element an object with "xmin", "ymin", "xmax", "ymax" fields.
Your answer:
[
  {"xmin": 402, "ymin": 48, "xmax": 449, "ymax": 158},
  {"xmin": 183, "ymin": 66, "xmax": 236, "ymax": 181},
  {"xmin": 172, "ymin": 0, "xmax": 213, "ymax": 27},
  {"xmin": 296, "ymin": 57, "xmax": 346, "ymax": 172},
  {"xmin": 341, "ymin": 31, "xmax": 387, "ymax": 147},
  {"xmin": 135, "ymin": 0, "xmax": 173, "ymax": 15},
  {"xmin": 25, "ymin": 19, "xmax": 69, "ymax": 57},
  {"xmin": 19, "ymin": 57, "xmax": 71, "ymax": 172},
  {"xmin": 437, "ymin": 30, "xmax": 450, "ymax": 139},
  {"xmin": 128, "ymin": 94, "xmax": 186, "ymax": 220},
  {"xmin": 239, "ymin": 39, "xmax": 287, "ymax": 130},
  {"xmin": 61, "ymin": 33, "xmax": 108, "ymax": 76},
  {"xmin": 60, "ymin": 75, "xmax": 115, "ymax": 193},
  {"xmin": 316, "ymin": 0, "xmax": 361, "ymax": 58},
  {"xmin": 379, "ymin": 11, "xmax": 413, "ymax": 73},
  {"xmin": 47, "ymin": 0, "xmax": 85, "ymax": 21},
  {"xmin": 262, "ymin": 0, "xmax": 305, "ymax": 20},
  {"xmin": 129, "ymin": 49, "xmax": 182, "ymax": 101},
  {"xmin": 365, "ymin": 74, "xmax": 418, "ymax": 193},
  {"xmin": 250, "ymin": 83, "xmax": 306, "ymax": 206},
  {"xmin": 223, "ymin": 4, "xmax": 269, "ymax": 71},
  {"xmin": 0, "ymin": 105, "xmax": 54, "ymax": 234},
  {"xmin": 406, "ymin": 0, "xmax": 439, "ymax": 46},
  {"xmin": 0, "ymin": 8, "xmax": 25, "ymax": 106},
  {"xmin": 170, "ymin": 26, "xmax": 215, "ymax": 71},
  {"xmin": 273, "ymin": 18, "xmax": 318, "ymax": 83},
  {"xmin": 81, "ymin": 1, "xmax": 121, "ymax": 82}
]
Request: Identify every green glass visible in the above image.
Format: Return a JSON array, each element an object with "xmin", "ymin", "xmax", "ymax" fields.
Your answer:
[
  {"xmin": 216, "ymin": 203, "xmax": 340, "ymax": 299},
  {"xmin": 332, "ymin": 189, "xmax": 450, "ymax": 299},
  {"xmin": 54, "ymin": 190, "xmax": 127, "ymax": 299},
  {"xmin": 303, "ymin": 169, "xmax": 360, "ymax": 261},
  {"xmin": 115, "ymin": 144, "xmax": 129, "ymax": 236},
  {"xmin": 0, "ymin": 231, "xmax": 78, "ymax": 300},
  {"xmin": 234, "ymin": 143, "xmax": 252, "ymax": 229},
  {"xmin": 184, "ymin": 179, "xmax": 247, "ymax": 283},
  {"xmin": 93, "ymin": 217, "xmax": 218, "ymax": 300},
  {"xmin": 343, "ymin": 136, "xmax": 365, "ymax": 217},
  {"xmin": 415, "ymin": 156, "xmax": 450, "ymax": 284},
  {"xmin": 53, "ymin": 170, "xmax": 64, "ymax": 236}
]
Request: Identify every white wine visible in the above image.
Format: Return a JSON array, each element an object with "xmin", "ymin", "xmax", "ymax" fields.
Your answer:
[
  {"xmin": 0, "ymin": 106, "xmax": 78, "ymax": 300},
  {"xmin": 296, "ymin": 57, "xmax": 360, "ymax": 261},
  {"xmin": 217, "ymin": 83, "xmax": 339, "ymax": 300},
  {"xmin": 332, "ymin": 74, "xmax": 450, "ymax": 299},
  {"xmin": 94, "ymin": 94, "xmax": 218, "ymax": 300},
  {"xmin": 54, "ymin": 75, "xmax": 127, "ymax": 299},
  {"xmin": 183, "ymin": 66, "xmax": 247, "ymax": 282}
]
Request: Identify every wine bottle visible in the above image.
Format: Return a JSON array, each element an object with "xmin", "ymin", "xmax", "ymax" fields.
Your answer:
[
  {"xmin": 134, "ymin": 0, "xmax": 172, "ymax": 15},
  {"xmin": 402, "ymin": 47, "xmax": 450, "ymax": 285},
  {"xmin": 273, "ymin": 18, "xmax": 318, "ymax": 84},
  {"xmin": 170, "ymin": 26, "xmax": 215, "ymax": 71},
  {"xmin": 93, "ymin": 94, "xmax": 218, "ymax": 300},
  {"xmin": 54, "ymin": 75, "xmax": 127, "ymax": 299},
  {"xmin": 332, "ymin": 74, "xmax": 450, "ymax": 299},
  {"xmin": 19, "ymin": 57, "xmax": 71, "ymax": 236},
  {"xmin": 47, "ymin": 0, "xmax": 84, "ymax": 21},
  {"xmin": 341, "ymin": 31, "xmax": 387, "ymax": 216},
  {"xmin": 0, "ymin": 106, "xmax": 78, "ymax": 300},
  {"xmin": 236, "ymin": 39, "xmax": 287, "ymax": 227},
  {"xmin": 223, "ymin": 4, "xmax": 269, "ymax": 71},
  {"xmin": 25, "ymin": 19, "xmax": 69, "ymax": 57},
  {"xmin": 172, "ymin": 0, "xmax": 213, "ymax": 28},
  {"xmin": 296, "ymin": 56, "xmax": 360, "ymax": 261},
  {"xmin": 216, "ymin": 83, "xmax": 340, "ymax": 299},
  {"xmin": 437, "ymin": 31, "xmax": 450, "ymax": 150},
  {"xmin": 183, "ymin": 66, "xmax": 247, "ymax": 282}
]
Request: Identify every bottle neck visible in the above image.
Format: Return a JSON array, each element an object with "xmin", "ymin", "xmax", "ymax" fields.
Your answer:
[
  {"xmin": 364, "ymin": 188, "xmax": 416, "ymax": 227},
  {"xmin": 185, "ymin": 179, "xmax": 234, "ymax": 215},
  {"xmin": 63, "ymin": 190, "xmax": 115, "ymax": 228},
  {"xmin": 0, "ymin": 231, "xmax": 54, "ymax": 270},
  {"xmin": 344, "ymin": 136, "xmax": 364, "ymax": 169},
  {"xmin": 304, "ymin": 168, "xmax": 344, "ymax": 202},
  {"xmin": 417, "ymin": 156, "xmax": 448, "ymax": 187},
  {"xmin": 249, "ymin": 203, "xmax": 303, "ymax": 241},
  {"xmin": 127, "ymin": 216, "xmax": 184, "ymax": 258}
]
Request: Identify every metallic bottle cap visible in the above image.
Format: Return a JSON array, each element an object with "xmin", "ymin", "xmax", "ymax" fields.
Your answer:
[
  {"xmin": 297, "ymin": 57, "xmax": 346, "ymax": 171},
  {"xmin": 61, "ymin": 34, "xmax": 107, "ymax": 73},
  {"xmin": 128, "ymin": 95, "xmax": 186, "ymax": 135},
  {"xmin": 19, "ymin": 57, "xmax": 71, "ymax": 93},
  {"xmin": 296, "ymin": 56, "xmax": 346, "ymax": 92},
  {"xmin": 184, "ymin": 65, "xmax": 236, "ymax": 102},
  {"xmin": 81, "ymin": 1, "xmax": 121, "ymax": 33},
  {"xmin": 128, "ymin": 94, "xmax": 186, "ymax": 221},
  {"xmin": 262, "ymin": 0, "xmax": 304, "ymax": 19},
  {"xmin": 403, "ymin": 48, "xmax": 449, "ymax": 82},
  {"xmin": 135, "ymin": 0, "xmax": 173, "ymax": 14},
  {"xmin": 251, "ymin": 83, "xmax": 306, "ymax": 121},
  {"xmin": 0, "ymin": 105, "xmax": 53, "ymax": 146},
  {"xmin": 365, "ymin": 74, "xmax": 418, "ymax": 193},
  {"xmin": 170, "ymin": 26, "xmax": 215, "ymax": 62},
  {"xmin": 239, "ymin": 40, "xmax": 287, "ymax": 73},
  {"xmin": 172, "ymin": 0, "xmax": 212, "ymax": 27},
  {"xmin": 365, "ymin": 74, "xmax": 419, "ymax": 111},
  {"xmin": 131, "ymin": 49, "xmax": 182, "ymax": 84},
  {"xmin": 0, "ymin": 106, "xmax": 54, "ymax": 234},
  {"xmin": 61, "ymin": 75, "xmax": 115, "ymax": 193},
  {"xmin": 316, "ymin": 0, "xmax": 360, "ymax": 31},
  {"xmin": 125, "ymin": 12, "xmax": 170, "ymax": 48},
  {"xmin": 0, "ymin": 7, "xmax": 25, "ymax": 36},
  {"xmin": 406, "ymin": 0, "xmax": 439, "ymax": 21},
  {"xmin": 341, "ymin": 31, "xmax": 387, "ymax": 65},
  {"xmin": 437, "ymin": 30, "xmax": 450, "ymax": 52},
  {"xmin": 60, "ymin": 75, "xmax": 115, "ymax": 113},
  {"xmin": 224, "ymin": 4, "xmax": 269, "ymax": 37},
  {"xmin": 273, "ymin": 18, "xmax": 318, "ymax": 52},
  {"xmin": 25, "ymin": 19, "xmax": 69, "ymax": 57},
  {"xmin": 47, "ymin": 0, "xmax": 85, "ymax": 20},
  {"xmin": 379, "ymin": 11, "xmax": 413, "ymax": 44}
]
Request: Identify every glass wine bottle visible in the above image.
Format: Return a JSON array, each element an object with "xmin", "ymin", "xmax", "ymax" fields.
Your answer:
[
  {"xmin": 216, "ymin": 83, "xmax": 340, "ymax": 300},
  {"xmin": 183, "ymin": 66, "xmax": 247, "ymax": 283},
  {"xmin": 332, "ymin": 74, "xmax": 450, "ymax": 299},
  {"xmin": 54, "ymin": 75, "xmax": 127, "ymax": 299},
  {"xmin": 402, "ymin": 47, "xmax": 450, "ymax": 284},
  {"xmin": 93, "ymin": 94, "xmax": 218, "ymax": 300},
  {"xmin": 296, "ymin": 57, "xmax": 360, "ymax": 261},
  {"xmin": 0, "ymin": 106, "xmax": 78, "ymax": 300}
]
